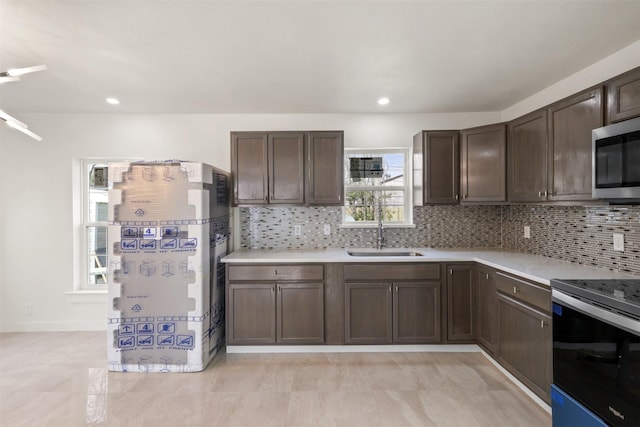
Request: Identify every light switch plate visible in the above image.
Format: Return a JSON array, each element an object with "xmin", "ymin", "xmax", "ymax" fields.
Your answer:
[
  {"xmin": 294, "ymin": 225, "xmax": 302, "ymax": 236},
  {"xmin": 524, "ymin": 226, "xmax": 531, "ymax": 239},
  {"xmin": 613, "ymin": 233, "xmax": 625, "ymax": 252}
]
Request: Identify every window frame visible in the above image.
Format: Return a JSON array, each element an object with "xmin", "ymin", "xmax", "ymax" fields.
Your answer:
[
  {"xmin": 72, "ymin": 158, "xmax": 138, "ymax": 293},
  {"xmin": 342, "ymin": 147, "xmax": 414, "ymax": 228}
]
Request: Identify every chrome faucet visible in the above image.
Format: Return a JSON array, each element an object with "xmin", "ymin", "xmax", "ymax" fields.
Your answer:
[{"xmin": 376, "ymin": 197, "xmax": 385, "ymax": 250}]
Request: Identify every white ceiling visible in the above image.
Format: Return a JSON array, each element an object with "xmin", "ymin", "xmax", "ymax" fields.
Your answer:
[{"xmin": 2, "ymin": 0, "xmax": 640, "ymax": 114}]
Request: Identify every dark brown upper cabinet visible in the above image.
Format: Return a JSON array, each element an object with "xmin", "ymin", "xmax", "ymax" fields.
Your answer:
[
  {"xmin": 547, "ymin": 87, "xmax": 603, "ymax": 201},
  {"xmin": 269, "ymin": 133, "xmax": 305, "ymax": 204},
  {"xmin": 307, "ymin": 131, "xmax": 344, "ymax": 205},
  {"xmin": 413, "ymin": 130, "xmax": 460, "ymax": 205},
  {"xmin": 231, "ymin": 132, "xmax": 269, "ymax": 205},
  {"xmin": 508, "ymin": 109, "xmax": 549, "ymax": 202},
  {"xmin": 231, "ymin": 131, "xmax": 305, "ymax": 205},
  {"xmin": 231, "ymin": 131, "xmax": 343, "ymax": 207},
  {"xmin": 460, "ymin": 123, "xmax": 506, "ymax": 202},
  {"xmin": 606, "ymin": 66, "xmax": 640, "ymax": 124}
]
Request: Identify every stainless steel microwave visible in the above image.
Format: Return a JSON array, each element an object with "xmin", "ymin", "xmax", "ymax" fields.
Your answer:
[{"xmin": 592, "ymin": 116, "xmax": 640, "ymax": 203}]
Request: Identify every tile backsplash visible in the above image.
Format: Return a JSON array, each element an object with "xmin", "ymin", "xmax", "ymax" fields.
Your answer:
[
  {"xmin": 502, "ymin": 205, "xmax": 640, "ymax": 275},
  {"xmin": 240, "ymin": 204, "xmax": 640, "ymax": 276},
  {"xmin": 240, "ymin": 205, "xmax": 502, "ymax": 250}
]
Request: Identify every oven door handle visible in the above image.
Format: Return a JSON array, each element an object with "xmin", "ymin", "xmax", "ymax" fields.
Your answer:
[{"xmin": 552, "ymin": 289, "xmax": 640, "ymax": 336}]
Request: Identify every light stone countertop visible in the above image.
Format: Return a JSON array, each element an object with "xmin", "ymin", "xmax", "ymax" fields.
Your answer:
[{"xmin": 221, "ymin": 248, "xmax": 639, "ymax": 287}]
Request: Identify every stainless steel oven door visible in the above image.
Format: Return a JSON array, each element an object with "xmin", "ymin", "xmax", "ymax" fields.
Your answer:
[{"xmin": 552, "ymin": 290, "xmax": 640, "ymax": 427}]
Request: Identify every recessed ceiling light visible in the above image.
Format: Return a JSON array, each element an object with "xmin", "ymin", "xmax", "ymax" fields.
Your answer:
[
  {"xmin": 377, "ymin": 97, "xmax": 390, "ymax": 106},
  {"xmin": 106, "ymin": 97, "xmax": 120, "ymax": 105}
]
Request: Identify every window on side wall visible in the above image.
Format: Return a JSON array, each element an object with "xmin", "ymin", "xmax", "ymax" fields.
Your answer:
[
  {"xmin": 343, "ymin": 148, "xmax": 413, "ymax": 227},
  {"xmin": 74, "ymin": 158, "xmax": 136, "ymax": 292}
]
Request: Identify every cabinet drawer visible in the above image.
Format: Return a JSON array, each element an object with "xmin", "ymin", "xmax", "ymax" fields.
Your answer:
[
  {"xmin": 495, "ymin": 271, "xmax": 550, "ymax": 312},
  {"xmin": 344, "ymin": 263, "xmax": 440, "ymax": 281},
  {"xmin": 228, "ymin": 264, "xmax": 324, "ymax": 281}
]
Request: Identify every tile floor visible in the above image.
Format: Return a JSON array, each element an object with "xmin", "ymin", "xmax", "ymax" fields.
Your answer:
[{"xmin": 0, "ymin": 332, "xmax": 551, "ymax": 426}]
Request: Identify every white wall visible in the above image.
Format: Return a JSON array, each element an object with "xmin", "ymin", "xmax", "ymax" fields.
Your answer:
[
  {"xmin": 0, "ymin": 112, "xmax": 499, "ymax": 331},
  {"xmin": 502, "ymin": 39, "xmax": 640, "ymax": 121}
]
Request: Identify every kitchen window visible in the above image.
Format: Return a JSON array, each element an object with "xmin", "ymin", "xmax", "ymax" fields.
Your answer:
[
  {"xmin": 343, "ymin": 148, "xmax": 413, "ymax": 227},
  {"xmin": 72, "ymin": 158, "xmax": 136, "ymax": 293}
]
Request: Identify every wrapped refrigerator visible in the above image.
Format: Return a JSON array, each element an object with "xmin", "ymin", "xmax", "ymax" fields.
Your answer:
[{"xmin": 106, "ymin": 161, "xmax": 230, "ymax": 372}]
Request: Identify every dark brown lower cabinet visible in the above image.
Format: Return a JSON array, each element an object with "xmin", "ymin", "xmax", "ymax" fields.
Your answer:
[
  {"xmin": 344, "ymin": 283, "xmax": 393, "ymax": 344},
  {"xmin": 277, "ymin": 282, "xmax": 324, "ymax": 344},
  {"xmin": 344, "ymin": 281, "xmax": 441, "ymax": 344},
  {"xmin": 228, "ymin": 282, "xmax": 325, "ymax": 345},
  {"xmin": 476, "ymin": 266, "xmax": 497, "ymax": 353},
  {"xmin": 497, "ymin": 293, "xmax": 552, "ymax": 403},
  {"xmin": 394, "ymin": 282, "xmax": 441, "ymax": 343},
  {"xmin": 228, "ymin": 283, "xmax": 276, "ymax": 344},
  {"xmin": 446, "ymin": 264, "xmax": 476, "ymax": 342}
]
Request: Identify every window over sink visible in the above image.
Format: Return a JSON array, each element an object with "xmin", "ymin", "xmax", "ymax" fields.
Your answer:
[{"xmin": 342, "ymin": 148, "xmax": 413, "ymax": 227}]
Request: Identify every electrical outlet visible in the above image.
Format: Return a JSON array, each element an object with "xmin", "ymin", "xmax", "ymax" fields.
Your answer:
[
  {"xmin": 524, "ymin": 226, "xmax": 531, "ymax": 239},
  {"xmin": 294, "ymin": 225, "xmax": 302, "ymax": 236},
  {"xmin": 613, "ymin": 233, "xmax": 625, "ymax": 252},
  {"xmin": 323, "ymin": 224, "xmax": 331, "ymax": 235},
  {"xmin": 250, "ymin": 223, "xmax": 258, "ymax": 235},
  {"xmin": 24, "ymin": 303, "xmax": 33, "ymax": 316}
]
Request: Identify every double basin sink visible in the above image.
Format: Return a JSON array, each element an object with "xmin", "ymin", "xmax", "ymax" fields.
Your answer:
[{"xmin": 347, "ymin": 250, "xmax": 423, "ymax": 257}]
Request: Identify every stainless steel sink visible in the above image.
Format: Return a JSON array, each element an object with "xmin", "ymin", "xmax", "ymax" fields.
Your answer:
[{"xmin": 347, "ymin": 250, "xmax": 423, "ymax": 257}]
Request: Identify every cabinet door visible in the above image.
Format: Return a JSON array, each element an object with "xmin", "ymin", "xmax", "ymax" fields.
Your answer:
[
  {"xmin": 231, "ymin": 132, "xmax": 269, "ymax": 205},
  {"xmin": 414, "ymin": 131, "xmax": 460, "ymax": 204},
  {"xmin": 607, "ymin": 66, "xmax": 640, "ymax": 123},
  {"xmin": 307, "ymin": 131, "xmax": 344, "ymax": 205},
  {"xmin": 477, "ymin": 267, "xmax": 497, "ymax": 354},
  {"xmin": 269, "ymin": 133, "xmax": 305, "ymax": 204},
  {"xmin": 277, "ymin": 282, "xmax": 324, "ymax": 344},
  {"xmin": 446, "ymin": 264, "xmax": 476, "ymax": 342},
  {"xmin": 227, "ymin": 283, "xmax": 276, "ymax": 344},
  {"xmin": 547, "ymin": 88, "xmax": 603, "ymax": 201},
  {"xmin": 393, "ymin": 281, "xmax": 441, "ymax": 343},
  {"xmin": 497, "ymin": 294, "xmax": 552, "ymax": 403},
  {"xmin": 344, "ymin": 283, "xmax": 393, "ymax": 344},
  {"xmin": 508, "ymin": 110, "xmax": 549, "ymax": 202},
  {"xmin": 460, "ymin": 123, "xmax": 506, "ymax": 202}
]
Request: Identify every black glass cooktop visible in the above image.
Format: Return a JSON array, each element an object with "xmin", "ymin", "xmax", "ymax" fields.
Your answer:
[{"xmin": 551, "ymin": 278, "xmax": 640, "ymax": 319}]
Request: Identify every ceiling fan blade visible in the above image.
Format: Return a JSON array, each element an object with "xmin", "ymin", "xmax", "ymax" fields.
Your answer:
[
  {"xmin": 0, "ymin": 76, "xmax": 21, "ymax": 83},
  {"xmin": 6, "ymin": 64, "xmax": 47, "ymax": 77},
  {"xmin": 0, "ymin": 110, "xmax": 28, "ymax": 129}
]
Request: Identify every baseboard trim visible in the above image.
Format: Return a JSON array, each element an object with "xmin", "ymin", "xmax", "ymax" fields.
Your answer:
[
  {"xmin": 0, "ymin": 320, "xmax": 106, "ymax": 332},
  {"xmin": 226, "ymin": 344, "xmax": 480, "ymax": 353},
  {"xmin": 479, "ymin": 349, "xmax": 552, "ymax": 414}
]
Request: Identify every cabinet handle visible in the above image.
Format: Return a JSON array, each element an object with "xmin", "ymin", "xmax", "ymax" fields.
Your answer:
[
  {"xmin": 541, "ymin": 320, "xmax": 547, "ymax": 328},
  {"xmin": 338, "ymin": 194, "xmax": 341, "ymax": 201},
  {"xmin": 395, "ymin": 286, "xmax": 398, "ymax": 293},
  {"xmin": 449, "ymin": 268, "xmax": 453, "ymax": 275},
  {"xmin": 388, "ymin": 286, "xmax": 392, "ymax": 293},
  {"xmin": 455, "ymin": 194, "xmax": 459, "ymax": 200},
  {"xmin": 274, "ymin": 269, "xmax": 278, "ymax": 276},
  {"xmin": 513, "ymin": 286, "xmax": 519, "ymax": 294},
  {"xmin": 486, "ymin": 273, "xmax": 489, "ymax": 280},
  {"xmin": 538, "ymin": 191, "xmax": 542, "ymax": 197},
  {"xmin": 544, "ymin": 190, "xmax": 548, "ymax": 197},
  {"xmin": 463, "ymin": 194, "xmax": 468, "ymax": 199},
  {"xmin": 272, "ymin": 287, "xmax": 275, "ymax": 293}
]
